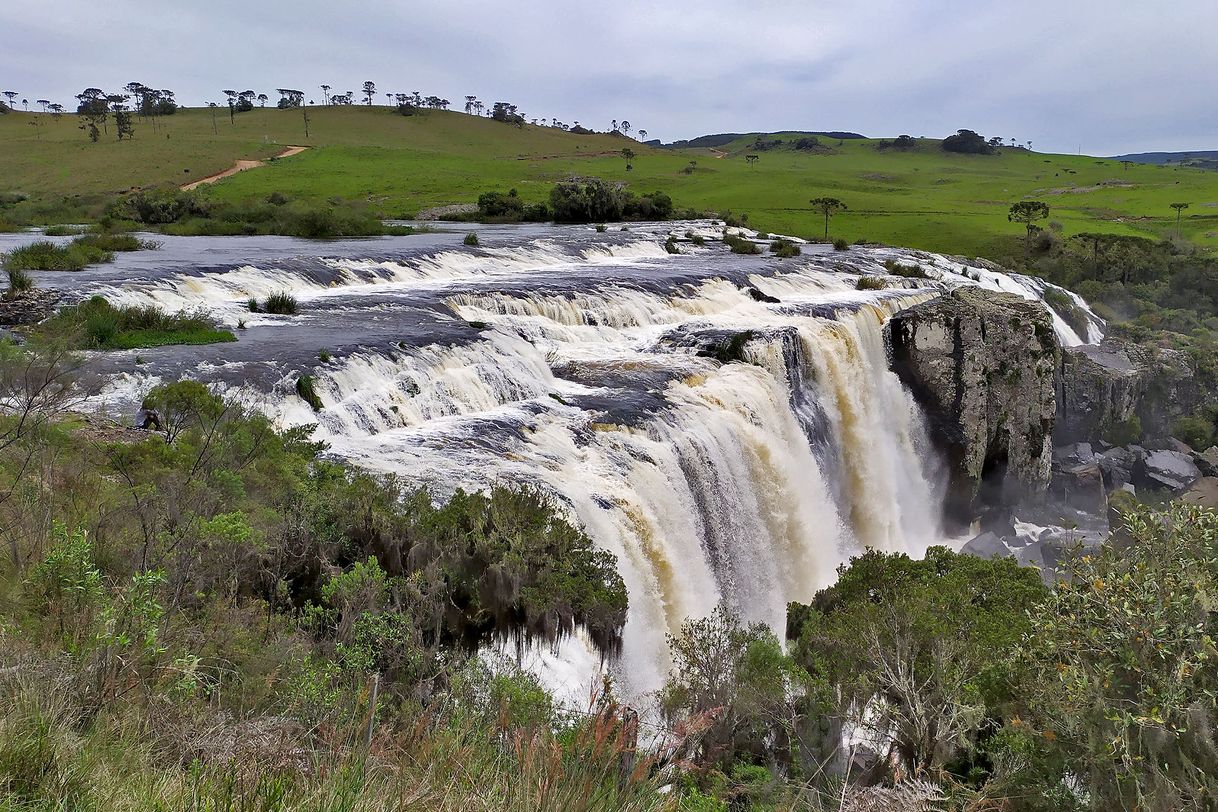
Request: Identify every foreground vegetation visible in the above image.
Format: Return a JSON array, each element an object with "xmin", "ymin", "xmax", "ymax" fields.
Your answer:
[{"xmin": 0, "ymin": 336, "xmax": 1212, "ymax": 809}]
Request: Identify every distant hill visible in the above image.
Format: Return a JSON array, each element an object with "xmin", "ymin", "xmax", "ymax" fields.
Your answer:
[
  {"xmin": 4, "ymin": 106, "xmax": 1218, "ymax": 256},
  {"xmin": 663, "ymin": 131, "xmax": 866, "ymax": 149},
  {"xmin": 1114, "ymin": 150, "xmax": 1218, "ymax": 166}
]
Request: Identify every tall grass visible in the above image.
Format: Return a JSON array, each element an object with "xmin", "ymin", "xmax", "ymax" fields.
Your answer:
[
  {"xmin": 0, "ymin": 653, "xmax": 676, "ymax": 812},
  {"xmin": 1, "ymin": 234, "xmax": 157, "ymax": 272},
  {"xmin": 262, "ymin": 292, "xmax": 299, "ymax": 315},
  {"xmin": 4, "ymin": 267, "xmax": 32, "ymax": 298},
  {"xmin": 40, "ymin": 296, "xmax": 235, "ymax": 350}
]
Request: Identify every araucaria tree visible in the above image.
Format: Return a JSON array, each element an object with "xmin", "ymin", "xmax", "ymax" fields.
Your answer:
[
  {"xmin": 1008, "ymin": 200, "xmax": 1050, "ymax": 252},
  {"xmin": 1171, "ymin": 201, "xmax": 1190, "ymax": 239},
  {"xmin": 75, "ymin": 88, "xmax": 108, "ymax": 142},
  {"xmin": 362, "ymin": 81, "xmax": 376, "ymax": 105},
  {"xmin": 809, "ymin": 196, "xmax": 847, "ymax": 239},
  {"xmin": 108, "ymin": 94, "xmax": 134, "ymax": 140}
]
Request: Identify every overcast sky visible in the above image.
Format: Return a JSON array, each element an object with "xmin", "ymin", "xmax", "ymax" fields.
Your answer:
[{"xmin": 2, "ymin": 0, "xmax": 1214, "ymax": 155}]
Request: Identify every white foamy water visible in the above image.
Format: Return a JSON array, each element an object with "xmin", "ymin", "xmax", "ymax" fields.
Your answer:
[{"xmin": 82, "ymin": 227, "xmax": 1099, "ymax": 700}]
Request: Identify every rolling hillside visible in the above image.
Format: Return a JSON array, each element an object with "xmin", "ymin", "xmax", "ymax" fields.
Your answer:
[{"xmin": 4, "ymin": 106, "xmax": 1218, "ymax": 257}]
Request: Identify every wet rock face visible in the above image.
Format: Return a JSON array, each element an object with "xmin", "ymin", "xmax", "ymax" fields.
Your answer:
[
  {"xmin": 887, "ymin": 287, "xmax": 1060, "ymax": 527},
  {"xmin": 1056, "ymin": 336, "xmax": 1213, "ymax": 445},
  {"xmin": 0, "ymin": 288, "xmax": 62, "ymax": 327}
]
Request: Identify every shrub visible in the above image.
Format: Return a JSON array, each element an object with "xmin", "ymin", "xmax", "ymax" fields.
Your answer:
[
  {"xmin": 594, "ymin": 224, "xmax": 607, "ymax": 233},
  {"xmin": 464, "ymin": 232, "xmax": 479, "ymax": 246},
  {"xmin": 884, "ymin": 259, "xmax": 930, "ymax": 278},
  {"xmin": 690, "ymin": 234, "xmax": 706, "ymax": 247},
  {"xmin": 856, "ymin": 276, "xmax": 887, "ymax": 290},
  {"xmin": 262, "ymin": 292, "xmax": 298, "ymax": 315},
  {"xmin": 296, "ymin": 375, "xmax": 324, "ymax": 411},
  {"xmin": 246, "ymin": 298, "xmax": 261, "ymax": 313},
  {"xmin": 1104, "ymin": 414, "xmax": 1143, "ymax": 446},
  {"xmin": 318, "ymin": 349, "xmax": 332, "ymax": 363},
  {"xmin": 549, "ymin": 178, "xmax": 628, "ymax": 224},
  {"xmin": 1173, "ymin": 413, "xmax": 1216, "ymax": 450},
  {"xmin": 112, "ymin": 188, "xmax": 208, "ymax": 225},
  {"xmin": 832, "ymin": 238, "xmax": 848, "ymax": 251},
  {"xmin": 477, "ymin": 189, "xmax": 525, "ymax": 220},
  {"xmin": 664, "ymin": 237, "xmax": 681, "ymax": 255},
  {"xmin": 723, "ymin": 234, "xmax": 761, "ymax": 255},
  {"xmin": 702, "ymin": 330, "xmax": 755, "ymax": 364},
  {"xmin": 1042, "ymin": 287, "xmax": 1091, "ymax": 339},
  {"xmin": 770, "ymin": 239, "xmax": 801, "ymax": 258}
]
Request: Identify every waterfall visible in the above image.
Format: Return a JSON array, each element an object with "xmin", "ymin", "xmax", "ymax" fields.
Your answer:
[{"xmin": 79, "ymin": 227, "xmax": 1092, "ymax": 699}]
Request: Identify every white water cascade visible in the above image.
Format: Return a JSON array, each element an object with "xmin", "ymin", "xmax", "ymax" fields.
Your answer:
[{"xmin": 79, "ymin": 226, "xmax": 1103, "ymax": 700}]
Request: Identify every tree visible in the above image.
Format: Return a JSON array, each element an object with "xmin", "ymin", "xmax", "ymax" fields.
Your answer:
[
  {"xmin": 35, "ymin": 99, "xmax": 49, "ymax": 113},
  {"xmin": 1171, "ymin": 201, "xmax": 1190, "ymax": 239},
  {"xmin": 621, "ymin": 147, "xmax": 635, "ymax": 169},
  {"xmin": 257, "ymin": 93, "xmax": 268, "ymax": 108},
  {"xmin": 1016, "ymin": 503, "xmax": 1218, "ymax": 810},
  {"xmin": 942, "ymin": 129, "xmax": 996, "ymax": 155},
  {"xmin": 745, "ymin": 154, "xmax": 759, "ymax": 168},
  {"xmin": 662, "ymin": 605, "xmax": 809, "ymax": 771},
  {"xmin": 808, "ymin": 197, "xmax": 846, "ymax": 239},
  {"xmin": 2, "ymin": 91, "xmax": 16, "ymax": 110},
  {"xmin": 362, "ymin": 81, "xmax": 376, "ymax": 105},
  {"xmin": 76, "ymin": 88, "xmax": 108, "ymax": 142},
  {"xmin": 223, "ymin": 89, "xmax": 237, "ymax": 123},
  {"xmin": 788, "ymin": 547, "xmax": 1047, "ymax": 784},
  {"xmin": 320, "ymin": 84, "xmax": 331, "ymax": 105},
  {"xmin": 464, "ymin": 95, "xmax": 476, "ymax": 114},
  {"xmin": 108, "ymin": 94, "xmax": 134, "ymax": 140},
  {"xmin": 276, "ymin": 89, "xmax": 304, "ymax": 109},
  {"xmin": 1008, "ymin": 200, "xmax": 1050, "ymax": 252},
  {"xmin": 620, "ymin": 120, "xmax": 631, "ymax": 136},
  {"xmin": 611, "ymin": 119, "xmax": 618, "ymax": 132},
  {"xmin": 638, "ymin": 129, "xmax": 648, "ymax": 141}
]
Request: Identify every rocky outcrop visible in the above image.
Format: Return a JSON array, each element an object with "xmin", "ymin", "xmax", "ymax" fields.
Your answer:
[
  {"xmin": 887, "ymin": 287, "xmax": 1059, "ymax": 526},
  {"xmin": 1056, "ymin": 336, "xmax": 1213, "ymax": 444},
  {"xmin": 0, "ymin": 288, "xmax": 61, "ymax": 327}
]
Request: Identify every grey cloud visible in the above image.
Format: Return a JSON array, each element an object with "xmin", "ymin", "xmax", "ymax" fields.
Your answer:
[{"xmin": 1, "ymin": 0, "xmax": 1214, "ymax": 154}]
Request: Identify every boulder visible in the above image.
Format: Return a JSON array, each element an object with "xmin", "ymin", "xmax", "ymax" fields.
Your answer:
[
  {"xmin": 0, "ymin": 288, "xmax": 61, "ymax": 327},
  {"xmin": 1057, "ymin": 336, "xmax": 1214, "ymax": 445},
  {"xmin": 1053, "ymin": 442, "xmax": 1095, "ymax": 467},
  {"xmin": 887, "ymin": 287, "xmax": 1059, "ymax": 527},
  {"xmin": 1137, "ymin": 450, "xmax": 1201, "ymax": 492},
  {"xmin": 1195, "ymin": 447, "xmax": 1218, "ymax": 479},
  {"xmin": 1184, "ymin": 478, "xmax": 1218, "ymax": 509},
  {"xmin": 1096, "ymin": 445, "xmax": 1146, "ymax": 490},
  {"xmin": 961, "ymin": 531, "xmax": 1012, "ymax": 560},
  {"xmin": 1051, "ymin": 460, "xmax": 1107, "ymax": 514}
]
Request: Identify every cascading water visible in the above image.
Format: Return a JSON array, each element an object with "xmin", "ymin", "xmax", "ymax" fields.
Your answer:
[{"xmin": 72, "ymin": 223, "xmax": 1103, "ymax": 700}]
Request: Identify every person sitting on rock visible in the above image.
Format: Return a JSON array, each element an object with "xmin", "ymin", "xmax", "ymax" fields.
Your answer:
[{"xmin": 134, "ymin": 405, "xmax": 163, "ymax": 431}]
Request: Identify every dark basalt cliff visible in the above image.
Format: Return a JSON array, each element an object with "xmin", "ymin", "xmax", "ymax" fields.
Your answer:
[{"xmin": 886, "ymin": 287, "xmax": 1059, "ymax": 527}]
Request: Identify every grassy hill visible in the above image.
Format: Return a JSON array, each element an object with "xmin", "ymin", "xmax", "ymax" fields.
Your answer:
[{"xmin": 4, "ymin": 106, "xmax": 1218, "ymax": 257}]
